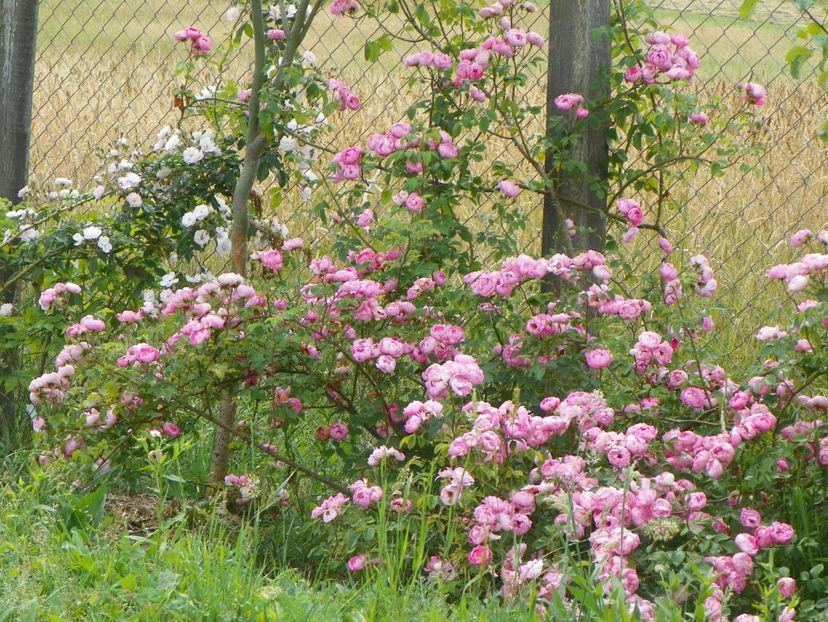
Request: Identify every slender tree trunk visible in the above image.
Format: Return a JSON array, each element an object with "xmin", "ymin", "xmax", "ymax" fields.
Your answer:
[
  {"xmin": 0, "ymin": 0, "xmax": 39, "ymax": 444},
  {"xmin": 542, "ymin": 0, "xmax": 611, "ymax": 256},
  {"xmin": 208, "ymin": 0, "xmax": 316, "ymax": 487}
]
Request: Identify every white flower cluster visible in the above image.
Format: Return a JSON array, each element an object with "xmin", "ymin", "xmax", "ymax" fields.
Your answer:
[
  {"xmin": 152, "ymin": 127, "xmax": 221, "ymax": 165},
  {"xmin": 4, "ymin": 207, "xmax": 38, "ymax": 244},
  {"xmin": 72, "ymin": 224, "xmax": 112, "ymax": 253}
]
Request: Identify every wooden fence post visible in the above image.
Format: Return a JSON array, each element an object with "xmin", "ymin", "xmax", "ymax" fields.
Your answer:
[
  {"xmin": 1, "ymin": 0, "xmax": 40, "ymax": 441},
  {"xmin": 542, "ymin": 0, "xmax": 611, "ymax": 256}
]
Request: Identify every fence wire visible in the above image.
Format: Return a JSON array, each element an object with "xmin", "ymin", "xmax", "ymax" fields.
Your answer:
[{"xmin": 29, "ymin": 0, "xmax": 828, "ymax": 365}]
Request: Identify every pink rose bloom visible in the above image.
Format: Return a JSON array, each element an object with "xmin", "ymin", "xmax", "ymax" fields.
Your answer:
[
  {"xmin": 330, "ymin": 0, "xmax": 359, "ymax": 17},
  {"xmin": 554, "ymin": 93, "xmax": 584, "ymax": 111},
  {"xmin": 575, "ymin": 107, "xmax": 590, "ymax": 119},
  {"xmin": 768, "ymin": 521, "xmax": 795, "ymax": 545},
  {"xmin": 789, "ymin": 228, "xmax": 812, "ymax": 247},
  {"xmin": 161, "ymin": 422, "xmax": 181, "ymax": 437},
  {"xmin": 498, "ymin": 180, "xmax": 521, "ymax": 198},
  {"xmin": 347, "ymin": 554, "xmax": 366, "ymax": 572},
  {"xmin": 404, "ymin": 192, "xmax": 425, "ymax": 213},
  {"xmin": 468, "ymin": 545, "xmax": 492, "ymax": 566},
  {"xmin": 740, "ymin": 507, "xmax": 762, "ymax": 529},
  {"xmin": 777, "ymin": 577, "xmax": 796, "ymax": 599},
  {"xmin": 584, "ymin": 349, "xmax": 612, "ymax": 369},
  {"xmin": 267, "ymin": 28, "xmax": 286, "ymax": 40},
  {"xmin": 624, "ymin": 65, "xmax": 643, "ymax": 83},
  {"xmin": 646, "ymin": 44, "xmax": 673, "ymax": 71},
  {"xmin": 689, "ymin": 112, "xmax": 709, "ymax": 125},
  {"xmin": 680, "ymin": 387, "xmax": 708, "ymax": 409},
  {"xmin": 329, "ymin": 422, "xmax": 349, "ymax": 441},
  {"xmin": 744, "ymin": 82, "xmax": 767, "ymax": 106},
  {"xmin": 735, "ymin": 533, "xmax": 759, "ymax": 556}
]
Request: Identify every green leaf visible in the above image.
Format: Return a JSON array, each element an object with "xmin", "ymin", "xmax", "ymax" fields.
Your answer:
[
  {"xmin": 786, "ymin": 45, "xmax": 814, "ymax": 78},
  {"xmin": 738, "ymin": 0, "xmax": 760, "ymax": 19}
]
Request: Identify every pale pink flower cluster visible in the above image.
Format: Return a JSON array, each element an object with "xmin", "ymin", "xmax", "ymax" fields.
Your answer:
[
  {"xmin": 367, "ymin": 445, "xmax": 405, "ymax": 467},
  {"xmin": 350, "ymin": 336, "xmax": 414, "ymax": 374},
  {"xmin": 470, "ymin": 495, "xmax": 533, "ymax": 542},
  {"xmin": 743, "ymin": 82, "xmax": 767, "ymax": 106},
  {"xmin": 83, "ymin": 407, "xmax": 117, "ymax": 431},
  {"xmin": 707, "ymin": 517, "xmax": 794, "ymax": 593},
  {"xmin": 625, "ymin": 31, "xmax": 699, "ymax": 83},
  {"xmin": 251, "ymin": 249, "xmax": 284, "ymax": 274},
  {"xmin": 173, "ymin": 26, "xmax": 211, "ymax": 56},
  {"xmin": 367, "ymin": 121, "xmax": 416, "ymax": 157},
  {"xmin": 465, "ymin": 252, "xmax": 597, "ymax": 297},
  {"xmin": 660, "ymin": 261, "xmax": 683, "ymax": 305},
  {"xmin": 331, "ymin": 147, "xmax": 363, "ymax": 182},
  {"xmin": 39, "ymin": 282, "xmax": 81, "ymax": 310},
  {"xmin": 438, "ymin": 467, "xmax": 475, "ymax": 505},
  {"xmin": 329, "ymin": 0, "xmax": 358, "ymax": 17},
  {"xmin": 224, "ymin": 474, "xmax": 255, "ymax": 505},
  {"xmin": 327, "ymin": 78, "xmax": 361, "ymax": 111},
  {"xmin": 116, "ymin": 343, "xmax": 160, "ymax": 367},
  {"xmin": 588, "ymin": 423, "xmax": 658, "ymax": 469},
  {"xmin": 766, "ymin": 251, "xmax": 828, "ymax": 294},
  {"xmin": 663, "ymin": 428, "xmax": 737, "ymax": 478},
  {"xmin": 65, "ymin": 315, "xmax": 106, "ymax": 339},
  {"xmin": 405, "ymin": 271, "xmax": 446, "ymax": 299},
  {"xmin": 497, "ymin": 180, "xmax": 521, "ymax": 198},
  {"xmin": 55, "ymin": 342, "xmax": 91, "ymax": 367},
  {"xmin": 589, "ymin": 286, "xmax": 653, "ymax": 321},
  {"xmin": 499, "ymin": 544, "xmax": 545, "ymax": 602},
  {"xmin": 349, "ymin": 478, "xmax": 383, "ymax": 507},
  {"xmin": 28, "ymin": 364, "xmax": 75, "ymax": 405},
  {"xmin": 403, "ymin": 51, "xmax": 454, "ymax": 71},
  {"xmin": 419, "ymin": 323, "xmax": 464, "ymax": 362},
  {"xmin": 402, "ymin": 400, "xmax": 444, "ymax": 433},
  {"xmin": 630, "ymin": 331, "xmax": 674, "ymax": 374},
  {"xmin": 392, "ymin": 190, "xmax": 426, "ymax": 213},
  {"xmin": 525, "ymin": 311, "xmax": 578, "ymax": 338},
  {"xmin": 116, "ymin": 309, "xmax": 143, "ymax": 324},
  {"xmin": 554, "ymin": 93, "xmax": 589, "ymax": 118},
  {"xmin": 423, "ymin": 555, "xmax": 457, "ymax": 582},
  {"xmin": 311, "ymin": 492, "xmax": 349, "ymax": 522},
  {"xmin": 422, "ymin": 353, "xmax": 484, "ymax": 399},
  {"xmin": 690, "ymin": 254, "xmax": 717, "ymax": 297}
]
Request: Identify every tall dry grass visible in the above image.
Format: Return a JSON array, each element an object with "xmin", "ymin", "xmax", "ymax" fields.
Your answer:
[{"xmin": 28, "ymin": 0, "xmax": 827, "ymax": 365}]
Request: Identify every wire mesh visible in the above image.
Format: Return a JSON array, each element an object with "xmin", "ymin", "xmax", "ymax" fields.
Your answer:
[{"xmin": 28, "ymin": 0, "xmax": 828, "ymax": 366}]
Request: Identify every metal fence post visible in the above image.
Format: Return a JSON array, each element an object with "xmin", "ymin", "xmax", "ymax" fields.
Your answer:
[
  {"xmin": 0, "ymin": 0, "xmax": 39, "ymax": 442},
  {"xmin": 542, "ymin": 0, "xmax": 611, "ymax": 256}
]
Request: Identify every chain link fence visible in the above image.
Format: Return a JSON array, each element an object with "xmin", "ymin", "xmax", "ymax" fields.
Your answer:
[{"xmin": 29, "ymin": 0, "xmax": 828, "ymax": 364}]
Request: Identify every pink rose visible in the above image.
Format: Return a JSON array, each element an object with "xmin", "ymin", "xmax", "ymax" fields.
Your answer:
[
  {"xmin": 468, "ymin": 545, "xmax": 492, "ymax": 566},
  {"xmin": 584, "ymin": 349, "xmax": 613, "ymax": 369},
  {"xmin": 777, "ymin": 577, "xmax": 796, "ymax": 599},
  {"xmin": 347, "ymin": 555, "xmax": 366, "ymax": 572}
]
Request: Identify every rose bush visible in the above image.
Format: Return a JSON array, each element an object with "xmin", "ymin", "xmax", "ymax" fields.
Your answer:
[{"xmin": 8, "ymin": 0, "xmax": 828, "ymax": 619}]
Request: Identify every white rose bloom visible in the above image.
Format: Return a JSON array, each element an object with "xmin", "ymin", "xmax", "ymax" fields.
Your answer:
[
  {"xmin": 126, "ymin": 193, "xmax": 143, "ymax": 207},
  {"xmin": 301, "ymin": 50, "xmax": 317, "ymax": 66},
  {"xmin": 0, "ymin": 303, "xmax": 13, "ymax": 317},
  {"xmin": 192, "ymin": 204, "xmax": 211, "ymax": 221},
  {"xmin": 278, "ymin": 135, "xmax": 297, "ymax": 153},
  {"xmin": 193, "ymin": 229, "xmax": 210, "ymax": 247},
  {"xmin": 72, "ymin": 233, "xmax": 85, "ymax": 246},
  {"xmin": 17, "ymin": 185, "xmax": 30, "ymax": 198},
  {"xmin": 303, "ymin": 170, "xmax": 318, "ymax": 183},
  {"xmin": 182, "ymin": 147, "xmax": 204, "ymax": 164},
  {"xmin": 156, "ymin": 167, "xmax": 172, "ymax": 180},
  {"xmin": 19, "ymin": 225, "xmax": 38, "ymax": 242},
  {"xmin": 160, "ymin": 272, "xmax": 179, "ymax": 288},
  {"xmin": 157, "ymin": 125, "xmax": 171, "ymax": 139},
  {"xmin": 196, "ymin": 85, "xmax": 217, "ymax": 101},
  {"xmin": 215, "ymin": 197, "xmax": 231, "ymax": 218},
  {"xmin": 216, "ymin": 237, "xmax": 232, "ymax": 256},
  {"xmin": 82, "ymin": 225, "xmax": 102, "ymax": 240},
  {"xmin": 117, "ymin": 159, "xmax": 133, "ymax": 171},
  {"xmin": 97, "ymin": 236, "xmax": 112, "ymax": 253},
  {"xmin": 163, "ymin": 133, "xmax": 182, "ymax": 152},
  {"xmin": 226, "ymin": 6, "xmax": 242, "ymax": 21},
  {"xmin": 181, "ymin": 212, "xmax": 197, "ymax": 228},
  {"xmin": 117, "ymin": 172, "xmax": 141, "ymax": 190},
  {"xmin": 54, "ymin": 177, "xmax": 72, "ymax": 187},
  {"xmin": 300, "ymin": 186, "xmax": 312, "ymax": 202},
  {"xmin": 92, "ymin": 185, "xmax": 106, "ymax": 200}
]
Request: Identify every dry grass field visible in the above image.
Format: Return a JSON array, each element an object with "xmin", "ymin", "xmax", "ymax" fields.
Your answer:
[{"xmin": 29, "ymin": 0, "xmax": 828, "ymax": 365}]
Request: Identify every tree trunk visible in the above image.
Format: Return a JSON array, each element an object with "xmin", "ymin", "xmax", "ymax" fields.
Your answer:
[
  {"xmin": 542, "ymin": 0, "xmax": 611, "ymax": 256},
  {"xmin": 0, "ymin": 0, "xmax": 39, "ymax": 443}
]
